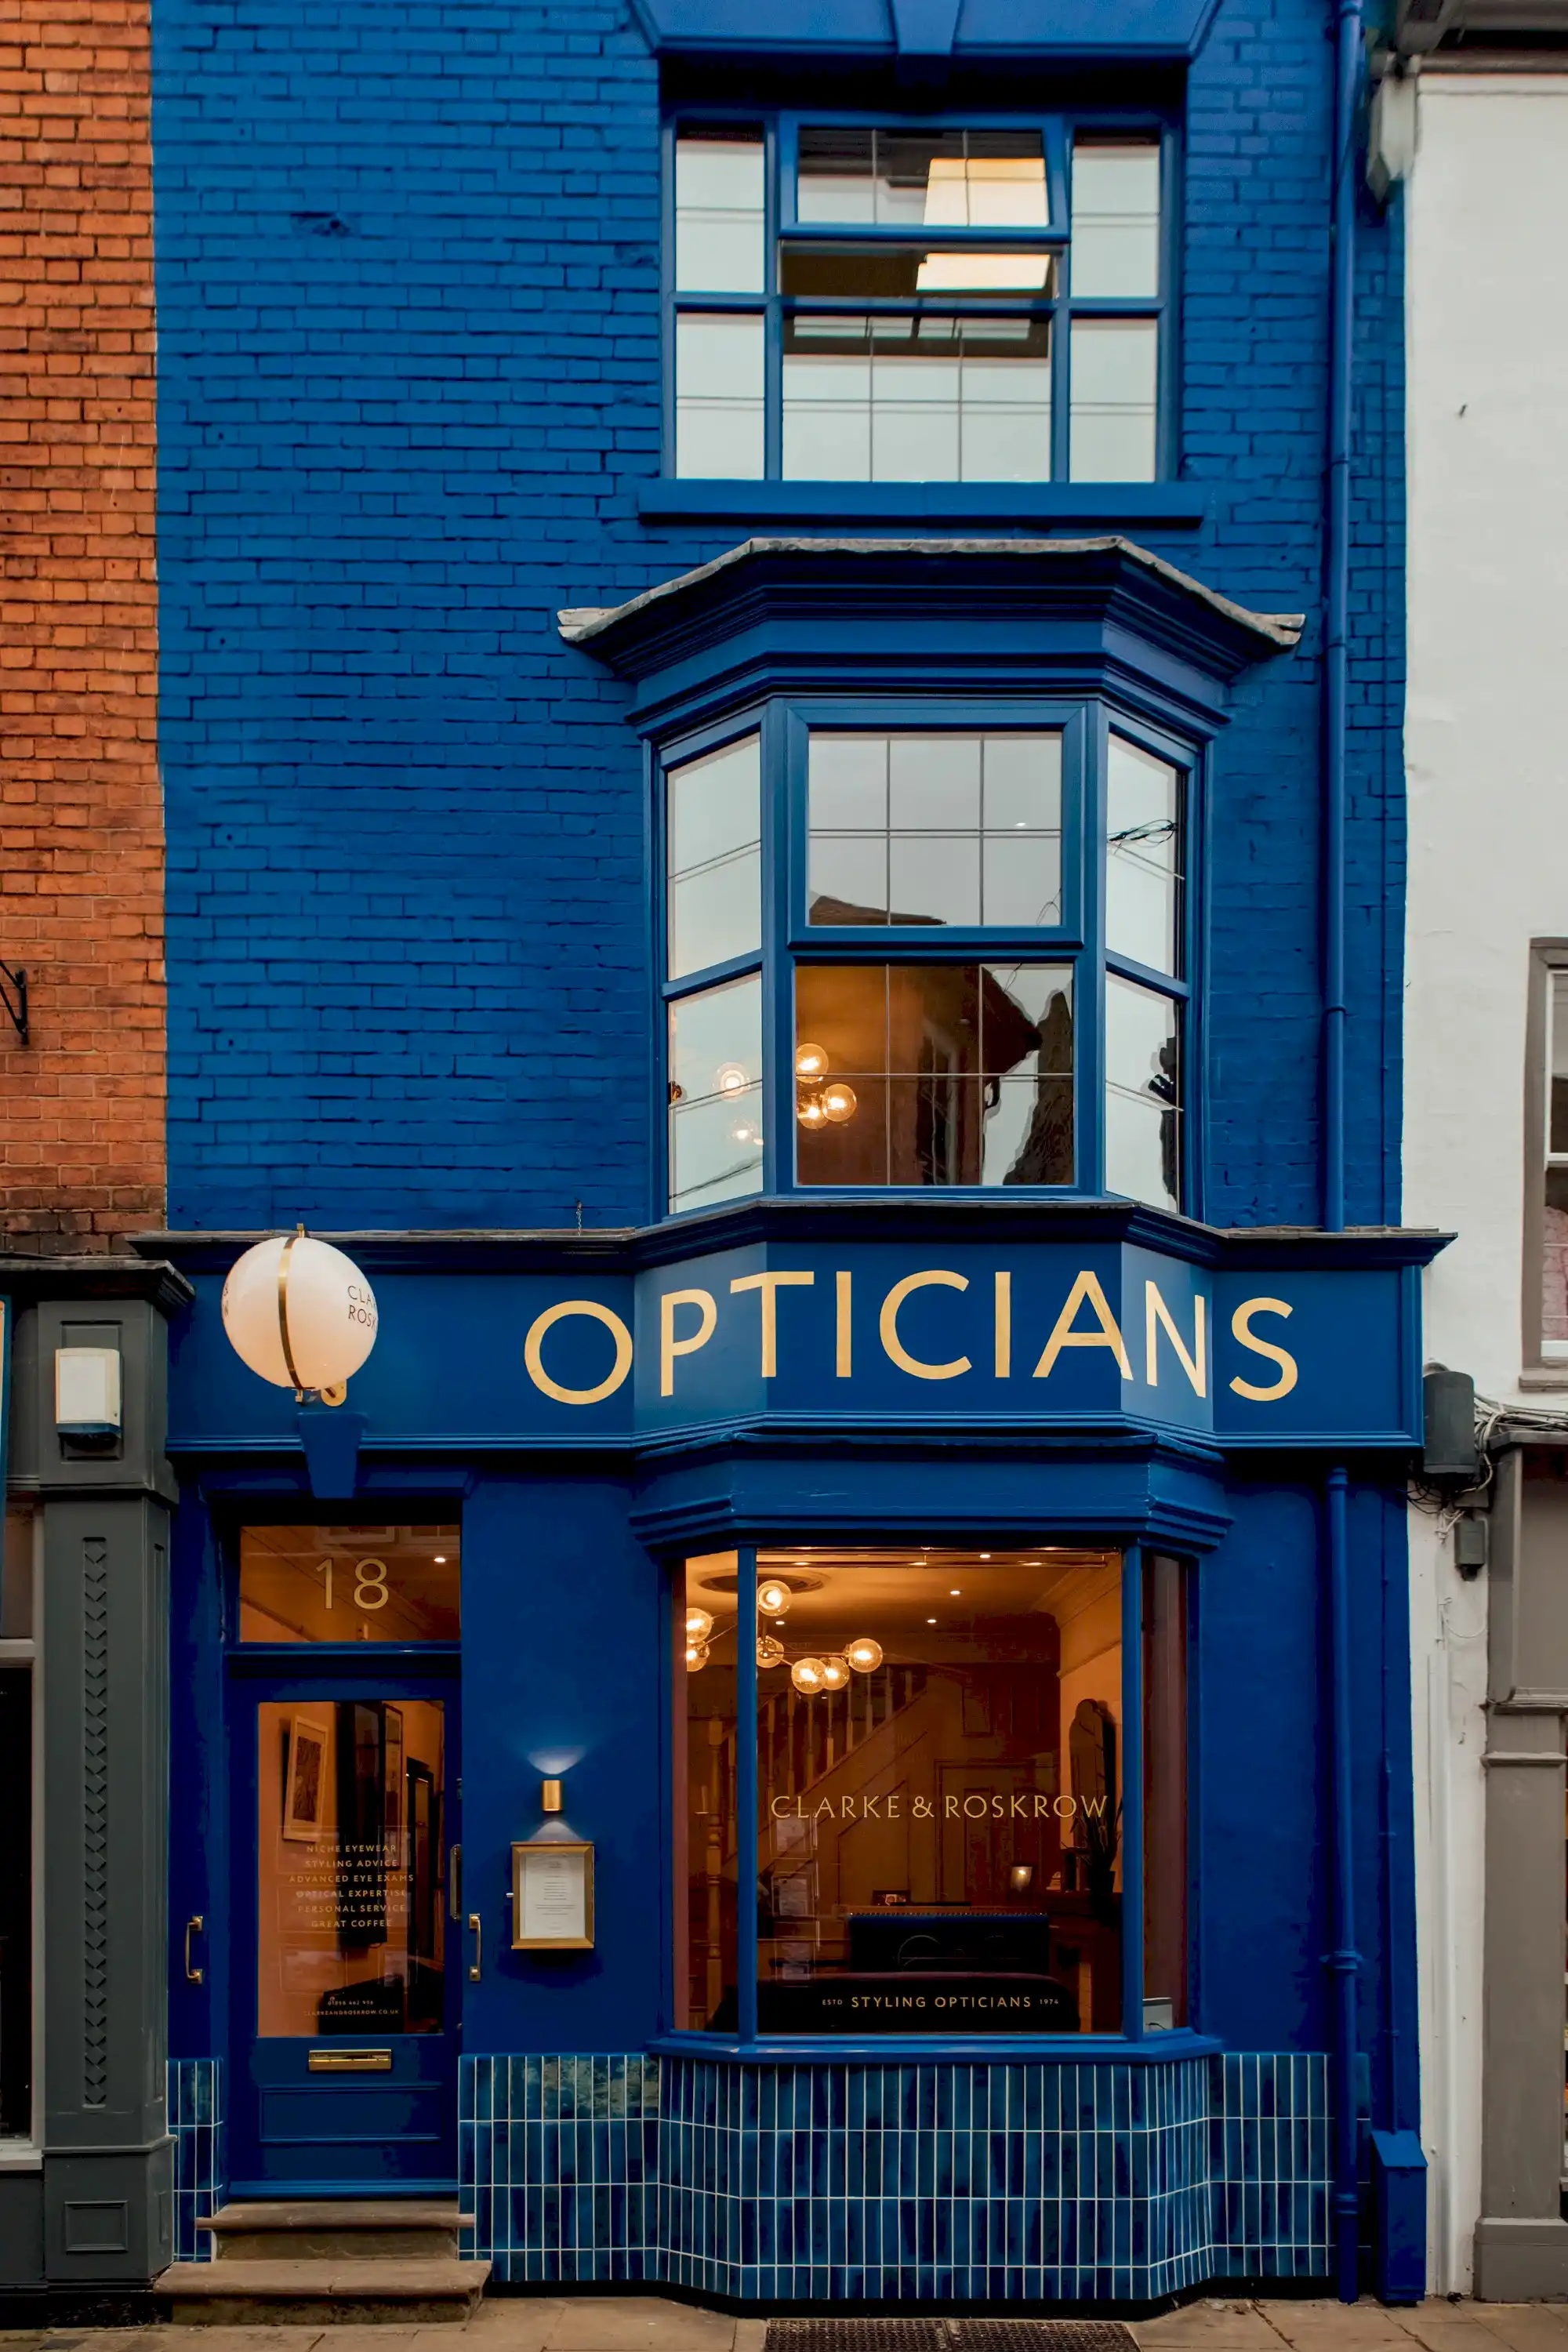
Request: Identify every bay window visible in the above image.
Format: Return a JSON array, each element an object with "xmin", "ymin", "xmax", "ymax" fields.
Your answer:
[
  {"xmin": 669, "ymin": 115, "xmax": 1171, "ymax": 485},
  {"xmin": 659, "ymin": 707, "xmax": 1192, "ymax": 1214}
]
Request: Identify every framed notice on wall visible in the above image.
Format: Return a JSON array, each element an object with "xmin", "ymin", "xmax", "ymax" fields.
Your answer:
[{"xmin": 512, "ymin": 1839, "xmax": 593, "ymax": 1950}]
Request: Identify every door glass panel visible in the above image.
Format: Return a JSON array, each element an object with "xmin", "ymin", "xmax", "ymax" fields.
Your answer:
[
  {"xmin": 257, "ymin": 1697, "xmax": 447, "ymax": 2037},
  {"xmin": 239, "ymin": 1525, "xmax": 460, "ymax": 1642}
]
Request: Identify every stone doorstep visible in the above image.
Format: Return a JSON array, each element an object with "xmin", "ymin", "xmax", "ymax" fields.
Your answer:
[
  {"xmin": 157, "ymin": 2257, "xmax": 492, "ymax": 2328},
  {"xmin": 198, "ymin": 2205, "xmax": 473, "ymax": 2265}
]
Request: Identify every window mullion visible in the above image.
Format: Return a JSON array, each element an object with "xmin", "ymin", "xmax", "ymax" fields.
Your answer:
[
  {"xmin": 737, "ymin": 1544, "xmax": 759, "ymax": 2046},
  {"xmin": 1121, "ymin": 1544, "xmax": 1146, "ymax": 2042}
]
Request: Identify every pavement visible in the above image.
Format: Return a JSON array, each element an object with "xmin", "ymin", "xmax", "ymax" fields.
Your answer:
[{"xmin": 11, "ymin": 2293, "xmax": 1568, "ymax": 2352}]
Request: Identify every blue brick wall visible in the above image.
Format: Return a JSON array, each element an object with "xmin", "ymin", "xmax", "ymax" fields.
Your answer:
[{"xmin": 154, "ymin": 0, "xmax": 1405, "ymax": 1233}]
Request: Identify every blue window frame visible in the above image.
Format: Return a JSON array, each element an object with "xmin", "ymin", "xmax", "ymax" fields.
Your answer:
[
  {"xmin": 658, "ymin": 699, "xmax": 1197, "ymax": 1217},
  {"xmin": 665, "ymin": 108, "xmax": 1178, "ymax": 486}
]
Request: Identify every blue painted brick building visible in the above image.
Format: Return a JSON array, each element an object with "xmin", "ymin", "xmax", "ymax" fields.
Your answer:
[{"xmin": 138, "ymin": 0, "xmax": 1428, "ymax": 2310}]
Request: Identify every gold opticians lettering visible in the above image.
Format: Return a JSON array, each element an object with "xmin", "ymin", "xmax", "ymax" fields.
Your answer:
[{"xmin": 517, "ymin": 1269, "xmax": 1298, "ymax": 1407}]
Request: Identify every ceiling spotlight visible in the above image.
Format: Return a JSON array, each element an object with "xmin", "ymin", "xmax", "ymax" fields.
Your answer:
[
  {"xmin": 949, "ymin": 1588, "xmax": 961, "ymax": 1596},
  {"xmin": 927, "ymin": 1617, "xmax": 937, "ymax": 1625},
  {"xmin": 434, "ymin": 1554, "xmax": 447, "ymax": 1563}
]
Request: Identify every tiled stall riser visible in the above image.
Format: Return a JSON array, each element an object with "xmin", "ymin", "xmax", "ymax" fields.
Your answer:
[
  {"xmin": 168, "ymin": 2057, "xmax": 226, "ymax": 2263},
  {"xmin": 461, "ymin": 2053, "xmax": 1330, "ymax": 2302}
]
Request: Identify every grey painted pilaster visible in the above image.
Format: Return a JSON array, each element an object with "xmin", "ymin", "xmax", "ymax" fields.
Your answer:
[
  {"xmin": 2, "ymin": 1261, "xmax": 190, "ymax": 2292},
  {"xmin": 1475, "ymin": 1450, "xmax": 1568, "ymax": 2299}
]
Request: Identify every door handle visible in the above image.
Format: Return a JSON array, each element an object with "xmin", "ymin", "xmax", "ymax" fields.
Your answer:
[
  {"xmin": 448, "ymin": 1843, "xmax": 462, "ymax": 1922},
  {"xmin": 184, "ymin": 1915, "xmax": 205, "ymax": 1985},
  {"xmin": 467, "ymin": 1911, "xmax": 482, "ymax": 1981}
]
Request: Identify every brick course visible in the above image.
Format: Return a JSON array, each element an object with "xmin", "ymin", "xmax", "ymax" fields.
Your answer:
[{"xmin": 0, "ymin": 0, "xmax": 162, "ymax": 1252}]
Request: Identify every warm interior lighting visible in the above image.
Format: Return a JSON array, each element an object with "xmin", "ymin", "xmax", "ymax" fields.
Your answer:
[
  {"xmin": 790, "ymin": 1655, "xmax": 827, "ymax": 1696},
  {"xmin": 757, "ymin": 1634, "xmax": 786, "ymax": 1668},
  {"xmin": 715, "ymin": 1062, "xmax": 749, "ymax": 1094},
  {"xmin": 684, "ymin": 1640, "xmax": 710, "ymax": 1672},
  {"xmin": 757, "ymin": 1579, "xmax": 793, "ymax": 1616},
  {"xmin": 685, "ymin": 1607, "xmax": 714, "ymax": 1642},
  {"xmin": 819, "ymin": 1653, "xmax": 851, "ymax": 1692},
  {"xmin": 820, "ymin": 1080, "xmax": 858, "ymax": 1124},
  {"xmin": 844, "ymin": 1636, "xmax": 883, "ymax": 1674},
  {"xmin": 795, "ymin": 1041, "xmax": 828, "ymax": 1077}
]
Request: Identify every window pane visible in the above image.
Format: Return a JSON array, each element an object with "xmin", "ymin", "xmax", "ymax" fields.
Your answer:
[
  {"xmin": 677, "ymin": 1553, "xmax": 739, "ymax": 2031},
  {"xmin": 754, "ymin": 1548, "xmax": 1121, "ymax": 2035},
  {"xmin": 675, "ymin": 130, "xmax": 765, "ymax": 294},
  {"xmin": 1143, "ymin": 1555, "xmax": 1188, "ymax": 2031},
  {"xmin": 1069, "ymin": 318, "xmax": 1158, "ymax": 482},
  {"xmin": 257, "ymin": 1696, "xmax": 447, "ymax": 2036},
  {"xmin": 0, "ymin": 1667, "xmax": 30, "ymax": 2133},
  {"xmin": 808, "ymin": 731, "xmax": 1061, "ymax": 929},
  {"xmin": 1071, "ymin": 137, "xmax": 1161, "ymax": 299},
  {"xmin": 1544, "ymin": 1167, "xmax": 1568, "ymax": 1358},
  {"xmin": 795, "ymin": 964, "xmax": 1072, "ymax": 1187},
  {"xmin": 240, "ymin": 1524, "xmax": 461, "ymax": 1643},
  {"xmin": 1106, "ymin": 733, "xmax": 1181, "ymax": 974},
  {"xmin": 1105, "ymin": 975, "xmax": 1181, "ymax": 1211},
  {"xmin": 669, "ymin": 975, "xmax": 764, "ymax": 1213},
  {"xmin": 666, "ymin": 733, "xmax": 761, "ymax": 981},
  {"xmin": 781, "ymin": 246, "xmax": 1056, "ymax": 299},
  {"xmin": 1550, "ymin": 972, "xmax": 1568, "ymax": 1153},
  {"xmin": 797, "ymin": 127, "xmax": 1048, "ymax": 230},
  {"xmin": 784, "ymin": 318, "xmax": 1051, "ymax": 484},
  {"xmin": 676, "ymin": 314, "xmax": 764, "ymax": 479},
  {"xmin": 2, "ymin": 1508, "xmax": 34, "ymax": 1642}
]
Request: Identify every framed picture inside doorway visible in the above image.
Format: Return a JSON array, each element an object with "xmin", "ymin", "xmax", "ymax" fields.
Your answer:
[{"xmin": 282, "ymin": 1713, "xmax": 328, "ymax": 1840}]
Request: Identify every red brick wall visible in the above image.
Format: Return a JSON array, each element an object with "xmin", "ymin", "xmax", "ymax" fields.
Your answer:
[{"xmin": 0, "ymin": 0, "xmax": 162, "ymax": 1254}]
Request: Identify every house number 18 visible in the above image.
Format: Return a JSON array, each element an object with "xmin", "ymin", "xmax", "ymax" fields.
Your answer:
[{"xmin": 313, "ymin": 1558, "xmax": 391, "ymax": 1612}]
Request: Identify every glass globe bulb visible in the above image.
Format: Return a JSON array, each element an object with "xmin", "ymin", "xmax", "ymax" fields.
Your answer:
[
  {"xmin": 845, "ymin": 1636, "xmax": 883, "ymax": 1674},
  {"xmin": 716, "ymin": 1062, "xmax": 749, "ymax": 1095},
  {"xmin": 819, "ymin": 1653, "xmax": 851, "ymax": 1691},
  {"xmin": 757, "ymin": 1580, "xmax": 792, "ymax": 1617},
  {"xmin": 790, "ymin": 1655, "xmax": 827, "ymax": 1697},
  {"xmin": 795, "ymin": 1041, "xmax": 829, "ymax": 1078},
  {"xmin": 685, "ymin": 1607, "xmax": 713, "ymax": 1642},
  {"xmin": 684, "ymin": 1641, "xmax": 710, "ymax": 1673},
  {"xmin": 821, "ymin": 1081, "xmax": 858, "ymax": 1125},
  {"xmin": 756, "ymin": 1634, "xmax": 785, "ymax": 1668},
  {"xmin": 796, "ymin": 1093, "xmax": 827, "ymax": 1130}
]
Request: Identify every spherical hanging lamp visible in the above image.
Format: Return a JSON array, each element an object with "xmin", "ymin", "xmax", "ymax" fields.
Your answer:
[
  {"xmin": 757, "ymin": 1578, "xmax": 793, "ymax": 1617},
  {"xmin": 790, "ymin": 1656, "xmax": 827, "ymax": 1696},
  {"xmin": 684, "ymin": 1640, "xmax": 710, "ymax": 1673},
  {"xmin": 685, "ymin": 1607, "xmax": 715, "ymax": 1642},
  {"xmin": 845, "ymin": 1637, "xmax": 884, "ymax": 1674},
  {"xmin": 221, "ymin": 1229, "xmax": 379, "ymax": 1401},
  {"xmin": 819, "ymin": 1653, "xmax": 851, "ymax": 1691},
  {"xmin": 756, "ymin": 1634, "xmax": 786, "ymax": 1668}
]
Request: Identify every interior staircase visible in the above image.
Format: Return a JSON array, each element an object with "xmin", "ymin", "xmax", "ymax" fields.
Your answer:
[{"xmin": 158, "ymin": 2199, "xmax": 489, "ymax": 2325}]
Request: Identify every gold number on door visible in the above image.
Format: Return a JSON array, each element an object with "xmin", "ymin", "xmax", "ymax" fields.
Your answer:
[{"xmin": 354, "ymin": 1558, "xmax": 390, "ymax": 1612}]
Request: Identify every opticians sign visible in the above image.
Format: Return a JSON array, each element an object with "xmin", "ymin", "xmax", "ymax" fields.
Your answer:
[{"xmin": 172, "ymin": 1234, "xmax": 1428, "ymax": 1451}]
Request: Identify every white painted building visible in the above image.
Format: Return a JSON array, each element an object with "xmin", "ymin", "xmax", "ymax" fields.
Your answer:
[{"xmin": 1405, "ymin": 48, "xmax": 1568, "ymax": 2299}]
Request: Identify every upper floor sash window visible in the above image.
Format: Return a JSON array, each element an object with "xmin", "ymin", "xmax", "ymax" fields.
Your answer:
[{"xmin": 669, "ymin": 115, "xmax": 1170, "ymax": 487}]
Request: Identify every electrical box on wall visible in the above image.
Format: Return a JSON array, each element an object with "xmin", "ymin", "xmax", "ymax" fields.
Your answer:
[
  {"xmin": 1422, "ymin": 1366, "xmax": 1479, "ymax": 1483},
  {"xmin": 54, "ymin": 1345, "xmax": 122, "ymax": 1440}
]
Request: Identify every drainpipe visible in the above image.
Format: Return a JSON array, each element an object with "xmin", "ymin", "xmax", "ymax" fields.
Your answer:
[{"xmin": 1324, "ymin": 0, "xmax": 1364, "ymax": 2303}]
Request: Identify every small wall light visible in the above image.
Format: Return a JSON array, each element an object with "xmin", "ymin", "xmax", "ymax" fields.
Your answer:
[
  {"xmin": 541, "ymin": 1778, "xmax": 564, "ymax": 1814},
  {"xmin": 55, "ymin": 1347, "xmax": 122, "ymax": 1439}
]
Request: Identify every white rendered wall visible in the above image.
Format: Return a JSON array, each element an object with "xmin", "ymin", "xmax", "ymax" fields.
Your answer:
[{"xmin": 1406, "ymin": 71, "xmax": 1568, "ymax": 2293}]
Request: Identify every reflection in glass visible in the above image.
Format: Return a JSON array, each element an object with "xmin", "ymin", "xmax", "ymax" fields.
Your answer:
[
  {"xmin": 257, "ymin": 1697, "xmax": 445, "ymax": 2036},
  {"xmin": 669, "ymin": 975, "xmax": 764, "ymax": 1213},
  {"xmin": 676, "ymin": 314, "xmax": 764, "ymax": 479},
  {"xmin": 797, "ymin": 128, "xmax": 1049, "ymax": 230},
  {"xmin": 675, "ymin": 130, "xmax": 765, "ymax": 293},
  {"xmin": 783, "ymin": 318, "xmax": 1051, "ymax": 484},
  {"xmin": 795, "ymin": 963, "xmax": 1073, "ymax": 1187},
  {"xmin": 780, "ymin": 247, "xmax": 1055, "ymax": 299},
  {"xmin": 0, "ymin": 1664, "xmax": 29, "ymax": 2132},
  {"xmin": 808, "ymin": 731, "xmax": 1062, "ymax": 927},
  {"xmin": 1105, "ymin": 974, "xmax": 1180, "ymax": 1210},
  {"xmin": 1069, "ymin": 318, "xmax": 1159, "ymax": 482},
  {"xmin": 666, "ymin": 733, "xmax": 761, "ymax": 980},
  {"xmin": 675, "ymin": 1554, "xmax": 739, "ymax": 2029},
  {"xmin": 750, "ymin": 1548, "xmax": 1124, "ymax": 2034},
  {"xmin": 1105, "ymin": 734, "xmax": 1181, "ymax": 974},
  {"xmin": 1143, "ymin": 1555, "xmax": 1188, "ymax": 2030},
  {"xmin": 1070, "ymin": 137, "xmax": 1161, "ymax": 298},
  {"xmin": 239, "ymin": 1525, "xmax": 461, "ymax": 1644}
]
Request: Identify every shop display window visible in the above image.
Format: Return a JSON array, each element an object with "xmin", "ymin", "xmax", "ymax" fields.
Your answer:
[
  {"xmin": 673, "ymin": 1544, "xmax": 1189, "ymax": 2040},
  {"xmin": 0, "ymin": 1511, "xmax": 32, "ymax": 2138},
  {"xmin": 659, "ymin": 712, "xmax": 1189, "ymax": 1215}
]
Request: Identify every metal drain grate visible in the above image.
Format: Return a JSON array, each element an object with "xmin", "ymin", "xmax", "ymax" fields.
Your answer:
[{"xmin": 766, "ymin": 2325, "xmax": 1138, "ymax": 2352}]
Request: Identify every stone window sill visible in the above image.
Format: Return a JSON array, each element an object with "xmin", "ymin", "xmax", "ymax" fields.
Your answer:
[{"xmin": 637, "ymin": 479, "xmax": 1209, "ymax": 528}]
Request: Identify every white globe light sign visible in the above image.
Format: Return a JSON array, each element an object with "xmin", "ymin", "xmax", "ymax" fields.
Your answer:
[{"xmin": 221, "ymin": 1230, "xmax": 379, "ymax": 1399}]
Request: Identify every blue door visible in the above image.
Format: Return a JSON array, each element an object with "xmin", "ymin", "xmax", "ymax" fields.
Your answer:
[{"xmin": 226, "ymin": 1514, "xmax": 465, "ymax": 2196}]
